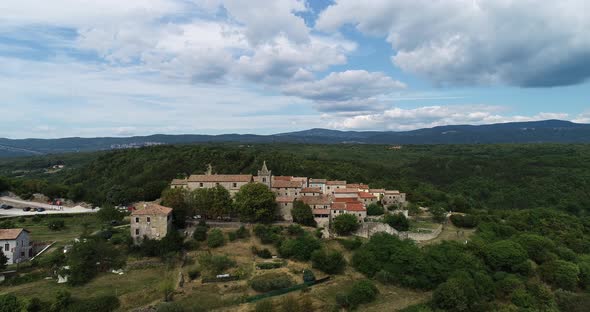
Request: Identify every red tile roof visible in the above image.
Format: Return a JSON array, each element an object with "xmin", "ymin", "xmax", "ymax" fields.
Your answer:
[
  {"xmin": 273, "ymin": 176, "xmax": 293, "ymax": 181},
  {"xmin": 334, "ymin": 197, "xmax": 360, "ymax": 203},
  {"xmin": 346, "ymin": 202, "xmax": 366, "ymax": 211},
  {"xmin": 309, "ymin": 178, "xmax": 327, "ymax": 183},
  {"xmin": 0, "ymin": 228, "xmax": 28, "ymax": 240},
  {"xmin": 385, "ymin": 190, "xmax": 401, "ymax": 194},
  {"xmin": 346, "ymin": 183, "xmax": 369, "ymax": 189},
  {"xmin": 171, "ymin": 179, "xmax": 188, "ymax": 185},
  {"xmin": 334, "ymin": 188, "xmax": 360, "ymax": 193},
  {"xmin": 276, "ymin": 196, "xmax": 295, "ymax": 203},
  {"xmin": 301, "ymin": 187, "xmax": 322, "ymax": 193},
  {"xmin": 272, "ymin": 180, "xmax": 303, "ymax": 188},
  {"xmin": 131, "ymin": 203, "xmax": 173, "ymax": 216},
  {"xmin": 369, "ymin": 189, "xmax": 385, "ymax": 193},
  {"xmin": 357, "ymin": 192, "xmax": 377, "ymax": 199},
  {"xmin": 188, "ymin": 174, "xmax": 253, "ymax": 183},
  {"xmin": 300, "ymin": 195, "xmax": 332, "ymax": 206},
  {"xmin": 312, "ymin": 209, "xmax": 330, "ymax": 215},
  {"xmin": 326, "ymin": 180, "xmax": 347, "ymax": 185}
]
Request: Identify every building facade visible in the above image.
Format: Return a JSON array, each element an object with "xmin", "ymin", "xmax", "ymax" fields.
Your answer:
[
  {"xmin": 0, "ymin": 229, "xmax": 32, "ymax": 265},
  {"xmin": 131, "ymin": 203, "xmax": 173, "ymax": 244}
]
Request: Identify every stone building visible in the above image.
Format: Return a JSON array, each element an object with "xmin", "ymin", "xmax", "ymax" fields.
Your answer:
[
  {"xmin": 131, "ymin": 203, "xmax": 173, "ymax": 244},
  {"xmin": 0, "ymin": 228, "xmax": 32, "ymax": 264},
  {"xmin": 357, "ymin": 192, "xmax": 379, "ymax": 206},
  {"xmin": 309, "ymin": 179, "xmax": 327, "ymax": 193},
  {"xmin": 271, "ymin": 180, "xmax": 304, "ymax": 197},
  {"xmin": 326, "ymin": 180, "xmax": 347, "ymax": 195},
  {"xmin": 331, "ymin": 201, "xmax": 366, "ymax": 221},
  {"xmin": 276, "ymin": 196, "xmax": 295, "ymax": 221},
  {"xmin": 300, "ymin": 187, "xmax": 322, "ymax": 196},
  {"xmin": 382, "ymin": 190, "xmax": 407, "ymax": 207}
]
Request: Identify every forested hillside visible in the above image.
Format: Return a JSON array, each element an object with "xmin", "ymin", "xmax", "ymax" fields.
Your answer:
[{"xmin": 1, "ymin": 143, "xmax": 589, "ymax": 216}]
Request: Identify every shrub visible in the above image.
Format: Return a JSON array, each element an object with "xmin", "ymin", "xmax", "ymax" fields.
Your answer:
[
  {"xmin": 337, "ymin": 279, "xmax": 379, "ymax": 309},
  {"xmin": 450, "ymin": 214, "xmax": 479, "ymax": 228},
  {"xmin": 252, "ymin": 246, "xmax": 273, "ymax": 259},
  {"xmin": 540, "ymin": 260, "xmax": 580, "ymax": 291},
  {"xmin": 286, "ymin": 224, "xmax": 305, "ymax": 236},
  {"xmin": 32, "ymin": 215, "xmax": 42, "ymax": 223},
  {"xmin": 384, "ymin": 213, "xmax": 409, "ymax": 231},
  {"xmin": 0, "ymin": 294, "xmax": 21, "ymax": 312},
  {"xmin": 333, "ymin": 214, "xmax": 359, "ymax": 236},
  {"xmin": 188, "ymin": 267, "xmax": 201, "ymax": 280},
  {"xmin": 311, "ymin": 249, "xmax": 346, "ymax": 274},
  {"xmin": 249, "ymin": 272, "xmax": 295, "ymax": 292},
  {"xmin": 338, "ymin": 237, "xmax": 363, "ymax": 250},
  {"xmin": 292, "ymin": 200, "xmax": 316, "ymax": 227},
  {"xmin": 256, "ymin": 262, "xmax": 284, "ymax": 270},
  {"xmin": 366, "ymin": 203, "xmax": 384, "ymax": 216},
  {"xmin": 254, "ymin": 225, "xmax": 283, "ymax": 245},
  {"xmin": 193, "ymin": 225, "xmax": 208, "ymax": 241},
  {"xmin": 484, "ymin": 240, "xmax": 529, "ymax": 273},
  {"xmin": 303, "ymin": 269, "xmax": 316, "ymax": 283},
  {"xmin": 156, "ymin": 302, "xmax": 185, "ymax": 312},
  {"xmin": 279, "ymin": 233, "xmax": 321, "ymax": 261},
  {"xmin": 66, "ymin": 295, "xmax": 120, "ymax": 312},
  {"xmin": 17, "ymin": 217, "xmax": 25, "ymax": 223},
  {"xmin": 198, "ymin": 254, "xmax": 236, "ymax": 275},
  {"xmin": 255, "ymin": 300, "xmax": 274, "ymax": 312},
  {"xmin": 228, "ymin": 231, "xmax": 237, "ymax": 242},
  {"xmin": 207, "ymin": 229, "xmax": 225, "ymax": 248},
  {"xmin": 236, "ymin": 225, "xmax": 250, "ymax": 239}
]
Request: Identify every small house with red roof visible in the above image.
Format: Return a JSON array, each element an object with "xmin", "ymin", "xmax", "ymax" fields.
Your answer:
[
  {"xmin": 131, "ymin": 203, "xmax": 173, "ymax": 244},
  {"xmin": 0, "ymin": 228, "xmax": 32, "ymax": 264}
]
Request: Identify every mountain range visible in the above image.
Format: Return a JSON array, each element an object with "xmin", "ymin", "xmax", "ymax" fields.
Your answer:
[{"xmin": 1, "ymin": 120, "xmax": 590, "ymax": 158}]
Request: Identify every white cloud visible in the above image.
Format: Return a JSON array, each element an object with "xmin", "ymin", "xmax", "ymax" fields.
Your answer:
[
  {"xmin": 317, "ymin": 0, "xmax": 590, "ymax": 87},
  {"xmin": 327, "ymin": 105, "xmax": 575, "ymax": 131},
  {"xmin": 283, "ymin": 70, "xmax": 405, "ymax": 112}
]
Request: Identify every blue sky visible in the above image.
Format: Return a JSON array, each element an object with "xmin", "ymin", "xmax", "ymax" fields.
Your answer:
[{"xmin": 0, "ymin": 0, "xmax": 589, "ymax": 138}]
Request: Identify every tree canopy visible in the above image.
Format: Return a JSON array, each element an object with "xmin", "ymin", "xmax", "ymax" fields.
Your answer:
[{"xmin": 234, "ymin": 183, "xmax": 277, "ymax": 223}]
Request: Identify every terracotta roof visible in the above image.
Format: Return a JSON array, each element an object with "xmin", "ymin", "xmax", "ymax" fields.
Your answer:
[
  {"xmin": 291, "ymin": 177, "xmax": 308, "ymax": 184},
  {"xmin": 171, "ymin": 179, "xmax": 187, "ymax": 185},
  {"xmin": 276, "ymin": 196, "xmax": 295, "ymax": 203},
  {"xmin": 188, "ymin": 174, "xmax": 252, "ymax": 183},
  {"xmin": 345, "ymin": 202, "xmax": 366, "ymax": 212},
  {"xmin": 312, "ymin": 209, "xmax": 330, "ymax": 215},
  {"xmin": 334, "ymin": 197, "xmax": 359, "ymax": 203},
  {"xmin": 272, "ymin": 180, "xmax": 303, "ymax": 188},
  {"xmin": 385, "ymin": 190, "xmax": 401, "ymax": 194},
  {"xmin": 346, "ymin": 183, "xmax": 369, "ymax": 189},
  {"xmin": 273, "ymin": 176, "xmax": 293, "ymax": 181},
  {"xmin": 331, "ymin": 202, "xmax": 346, "ymax": 210},
  {"xmin": 334, "ymin": 188, "xmax": 360, "ymax": 193},
  {"xmin": 0, "ymin": 228, "xmax": 29, "ymax": 240},
  {"xmin": 132, "ymin": 203, "xmax": 173, "ymax": 216},
  {"xmin": 369, "ymin": 189, "xmax": 385, "ymax": 193},
  {"xmin": 300, "ymin": 195, "xmax": 332, "ymax": 206},
  {"xmin": 309, "ymin": 178, "xmax": 326, "ymax": 184},
  {"xmin": 301, "ymin": 187, "xmax": 322, "ymax": 193},
  {"xmin": 358, "ymin": 192, "xmax": 377, "ymax": 199},
  {"xmin": 326, "ymin": 180, "xmax": 346, "ymax": 185}
]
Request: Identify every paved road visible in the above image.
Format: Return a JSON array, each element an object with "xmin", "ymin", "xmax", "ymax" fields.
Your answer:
[{"xmin": 0, "ymin": 196, "xmax": 98, "ymax": 217}]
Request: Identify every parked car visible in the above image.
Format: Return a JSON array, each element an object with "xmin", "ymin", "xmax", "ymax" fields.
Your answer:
[
  {"xmin": 0, "ymin": 204, "xmax": 7, "ymax": 209},
  {"xmin": 22, "ymin": 207, "xmax": 32, "ymax": 211},
  {"xmin": 35, "ymin": 207, "xmax": 45, "ymax": 212}
]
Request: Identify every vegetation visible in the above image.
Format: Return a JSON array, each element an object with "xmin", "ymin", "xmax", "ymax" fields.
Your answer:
[
  {"xmin": 333, "ymin": 214, "xmax": 359, "ymax": 236},
  {"xmin": 234, "ymin": 183, "xmax": 277, "ymax": 223},
  {"xmin": 450, "ymin": 214, "xmax": 478, "ymax": 228},
  {"xmin": 384, "ymin": 213, "xmax": 410, "ymax": 231},
  {"xmin": 249, "ymin": 272, "xmax": 295, "ymax": 292},
  {"xmin": 336, "ymin": 279, "xmax": 379, "ymax": 310},
  {"xmin": 292, "ymin": 200, "xmax": 317, "ymax": 227},
  {"xmin": 366, "ymin": 203, "xmax": 384, "ymax": 216},
  {"xmin": 311, "ymin": 249, "xmax": 346, "ymax": 274},
  {"xmin": 207, "ymin": 229, "xmax": 226, "ymax": 248}
]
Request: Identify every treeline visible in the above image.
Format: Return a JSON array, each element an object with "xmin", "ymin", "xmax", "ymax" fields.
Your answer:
[
  {"xmin": 1, "ymin": 143, "xmax": 590, "ymax": 215},
  {"xmin": 359, "ymin": 208, "xmax": 590, "ymax": 311}
]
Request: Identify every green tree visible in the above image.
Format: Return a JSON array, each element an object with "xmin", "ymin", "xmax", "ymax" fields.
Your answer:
[
  {"xmin": 540, "ymin": 260, "xmax": 580, "ymax": 291},
  {"xmin": 384, "ymin": 213, "xmax": 410, "ymax": 231},
  {"xmin": 234, "ymin": 183, "xmax": 277, "ymax": 223},
  {"xmin": 279, "ymin": 233, "xmax": 321, "ymax": 261},
  {"xmin": 96, "ymin": 205, "xmax": 125, "ymax": 223},
  {"xmin": 0, "ymin": 250, "xmax": 7, "ymax": 270},
  {"xmin": 429, "ymin": 206, "xmax": 447, "ymax": 223},
  {"xmin": 484, "ymin": 240, "xmax": 529, "ymax": 274},
  {"xmin": 366, "ymin": 203, "xmax": 384, "ymax": 216},
  {"xmin": 311, "ymin": 249, "xmax": 346, "ymax": 274},
  {"xmin": 333, "ymin": 214, "xmax": 359, "ymax": 236},
  {"xmin": 193, "ymin": 225, "xmax": 208, "ymax": 241},
  {"xmin": 292, "ymin": 200, "xmax": 316, "ymax": 227},
  {"xmin": 66, "ymin": 239, "xmax": 125, "ymax": 285},
  {"xmin": 161, "ymin": 187, "xmax": 189, "ymax": 228},
  {"xmin": 513, "ymin": 234, "xmax": 557, "ymax": 264},
  {"xmin": 207, "ymin": 229, "xmax": 226, "ymax": 248}
]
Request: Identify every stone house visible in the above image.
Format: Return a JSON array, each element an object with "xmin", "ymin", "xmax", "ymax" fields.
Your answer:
[
  {"xmin": 326, "ymin": 180, "xmax": 347, "ymax": 195},
  {"xmin": 333, "ymin": 188, "xmax": 361, "ymax": 198},
  {"xmin": 369, "ymin": 189, "xmax": 385, "ymax": 200},
  {"xmin": 300, "ymin": 187, "xmax": 322, "ymax": 196},
  {"xmin": 271, "ymin": 180, "xmax": 303, "ymax": 197},
  {"xmin": 299, "ymin": 195, "xmax": 332, "ymax": 210},
  {"xmin": 330, "ymin": 201, "xmax": 366, "ymax": 222},
  {"xmin": 0, "ymin": 228, "xmax": 32, "ymax": 265},
  {"xmin": 131, "ymin": 203, "xmax": 173, "ymax": 244},
  {"xmin": 346, "ymin": 183, "xmax": 369, "ymax": 192},
  {"xmin": 309, "ymin": 179, "xmax": 327, "ymax": 194},
  {"xmin": 357, "ymin": 192, "xmax": 379, "ymax": 205},
  {"xmin": 275, "ymin": 196, "xmax": 295, "ymax": 221},
  {"xmin": 187, "ymin": 174, "xmax": 253, "ymax": 196},
  {"xmin": 382, "ymin": 190, "xmax": 407, "ymax": 207}
]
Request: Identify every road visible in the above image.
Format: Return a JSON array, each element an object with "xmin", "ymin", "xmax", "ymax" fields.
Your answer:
[{"xmin": 0, "ymin": 196, "xmax": 98, "ymax": 217}]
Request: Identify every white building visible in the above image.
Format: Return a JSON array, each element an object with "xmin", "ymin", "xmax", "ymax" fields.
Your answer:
[{"xmin": 0, "ymin": 228, "xmax": 32, "ymax": 265}]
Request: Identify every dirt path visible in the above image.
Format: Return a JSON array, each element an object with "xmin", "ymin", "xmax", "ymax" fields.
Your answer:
[{"xmin": 0, "ymin": 196, "xmax": 97, "ymax": 216}]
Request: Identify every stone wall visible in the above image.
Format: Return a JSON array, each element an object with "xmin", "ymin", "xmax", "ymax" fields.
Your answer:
[{"xmin": 354, "ymin": 222, "xmax": 443, "ymax": 242}]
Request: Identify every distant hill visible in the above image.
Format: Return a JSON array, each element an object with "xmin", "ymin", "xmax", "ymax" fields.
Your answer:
[{"xmin": 1, "ymin": 120, "xmax": 590, "ymax": 157}]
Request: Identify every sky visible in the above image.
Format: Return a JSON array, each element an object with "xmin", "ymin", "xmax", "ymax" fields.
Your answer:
[{"xmin": 1, "ymin": 0, "xmax": 589, "ymax": 139}]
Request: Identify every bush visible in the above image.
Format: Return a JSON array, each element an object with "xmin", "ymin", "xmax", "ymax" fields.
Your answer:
[
  {"xmin": 236, "ymin": 225, "xmax": 250, "ymax": 239},
  {"xmin": 338, "ymin": 237, "xmax": 363, "ymax": 250},
  {"xmin": 450, "ymin": 214, "xmax": 479, "ymax": 228},
  {"xmin": 384, "ymin": 213, "xmax": 409, "ymax": 231},
  {"xmin": 228, "ymin": 231, "xmax": 237, "ymax": 242},
  {"xmin": 484, "ymin": 240, "xmax": 529, "ymax": 273},
  {"xmin": 198, "ymin": 254, "xmax": 236, "ymax": 275},
  {"xmin": 303, "ymin": 269, "xmax": 316, "ymax": 283},
  {"xmin": 156, "ymin": 302, "xmax": 185, "ymax": 312},
  {"xmin": 311, "ymin": 249, "xmax": 346, "ymax": 274},
  {"xmin": 286, "ymin": 224, "xmax": 305, "ymax": 236},
  {"xmin": 333, "ymin": 214, "xmax": 359, "ymax": 236},
  {"xmin": 256, "ymin": 262, "xmax": 284, "ymax": 270},
  {"xmin": 254, "ymin": 224, "xmax": 283, "ymax": 245},
  {"xmin": 193, "ymin": 225, "xmax": 208, "ymax": 241},
  {"xmin": 249, "ymin": 272, "xmax": 295, "ymax": 292},
  {"xmin": 207, "ymin": 229, "xmax": 225, "ymax": 248},
  {"xmin": 0, "ymin": 294, "xmax": 21, "ymax": 312},
  {"xmin": 337, "ymin": 279, "xmax": 379, "ymax": 309},
  {"xmin": 252, "ymin": 246, "xmax": 273, "ymax": 259},
  {"xmin": 366, "ymin": 203, "xmax": 384, "ymax": 216},
  {"xmin": 279, "ymin": 233, "xmax": 321, "ymax": 261},
  {"xmin": 32, "ymin": 215, "xmax": 42, "ymax": 223},
  {"xmin": 292, "ymin": 200, "xmax": 316, "ymax": 227},
  {"xmin": 66, "ymin": 295, "xmax": 120, "ymax": 312},
  {"xmin": 540, "ymin": 260, "xmax": 580, "ymax": 291},
  {"xmin": 188, "ymin": 267, "xmax": 201, "ymax": 280},
  {"xmin": 255, "ymin": 300, "xmax": 274, "ymax": 312}
]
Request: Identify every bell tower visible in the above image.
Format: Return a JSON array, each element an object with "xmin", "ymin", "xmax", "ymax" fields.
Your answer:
[{"xmin": 257, "ymin": 161, "xmax": 272, "ymax": 188}]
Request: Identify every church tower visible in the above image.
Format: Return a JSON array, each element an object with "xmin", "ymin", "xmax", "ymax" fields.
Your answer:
[{"xmin": 257, "ymin": 161, "xmax": 272, "ymax": 188}]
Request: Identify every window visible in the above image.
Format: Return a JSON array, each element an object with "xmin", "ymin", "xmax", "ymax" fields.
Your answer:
[
  {"xmin": 233, "ymin": 183, "xmax": 237, "ymax": 187},
  {"xmin": 135, "ymin": 229, "xmax": 140, "ymax": 235},
  {"xmin": 147, "ymin": 217, "xmax": 151, "ymax": 223},
  {"xmin": 200, "ymin": 183, "xmax": 204, "ymax": 187},
  {"xmin": 262, "ymin": 178, "xmax": 266, "ymax": 182},
  {"xmin": 21, "ymin": 251, "xmax": 25, "ymax": 257},
  {"xmin": 4, "ymin": 243, "xmax": 9, "ymax": 251},
  {"xmin": 135, "ymin": 217, "xmax": 139, "ymax": 223}
]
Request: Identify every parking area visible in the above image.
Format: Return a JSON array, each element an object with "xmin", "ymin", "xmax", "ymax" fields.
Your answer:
[{"xmin": 0, "ymin": 196, "xmax": 97, "ymax": 216}]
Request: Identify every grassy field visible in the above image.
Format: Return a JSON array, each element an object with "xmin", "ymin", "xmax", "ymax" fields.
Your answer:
[{"xmin": 3, "ymin": 213, "xmax": 103, "ymax": 243}]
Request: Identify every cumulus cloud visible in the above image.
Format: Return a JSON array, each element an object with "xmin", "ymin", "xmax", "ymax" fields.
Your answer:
[
  {"xmin": 283, "ymin": 70, "xmax": 405, "ymax": 112},
  {"xmin": 326, "ymin": 105, "xmax": 576, "ymax": 131},
  {"xmin": 317, "ymin": 0, "xmax": 590, "ymax": 87}
]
